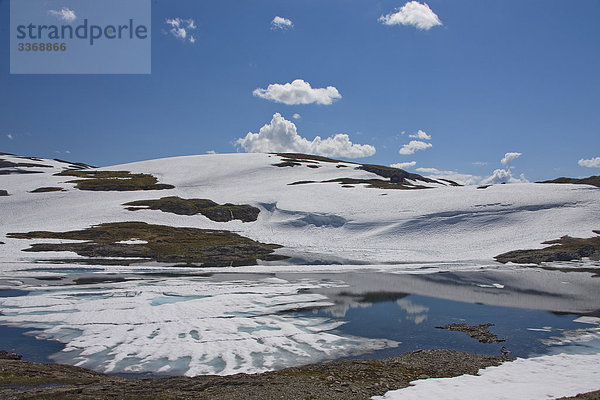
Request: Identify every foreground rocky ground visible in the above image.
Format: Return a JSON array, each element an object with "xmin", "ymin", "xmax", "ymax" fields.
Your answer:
[
  {"xmin": 0, "ymin": 349, "xmax": 509, "ymax": 399},
  {"xmin": 2, "ymin": 350, "xmax": 597, "ymax": 399}
]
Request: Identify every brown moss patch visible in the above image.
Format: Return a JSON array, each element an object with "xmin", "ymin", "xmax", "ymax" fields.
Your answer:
[
  {"xmin": 495, "ymin": 231, "xmax": 600, "ymax": 265},
  {"xmin": 539, "ymin": 176, "xmax": 600, "ymax": 188},
  {"xmin": 0, "ymin": 159, "xmax": 53, "ymax": 169},
  {"xmin": 324, "ymin": 178, "xmax": 430, "ymax": 190},
  {"xmin": 124, "ymin": 197, "xmax": 260, "ymax": 222},
  {"xmin": 55, "ymin": 170, "xmax": 174, "ymax": 191},
  {"xmin": 8, "ymin": 221, "xmax": 284, "ymax": 267}
]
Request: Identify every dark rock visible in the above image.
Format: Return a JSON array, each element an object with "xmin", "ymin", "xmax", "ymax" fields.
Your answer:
[
  {"xmin": 435, "ymin": 323, "xmax": 506, "ymax": 343},
  {"xmin": 29, "ymin": 187, "xmax": 65, "ymax": 193},
  {"xmin": 0, "ymin": 351, "xmax": 22, "ymax": 360}
]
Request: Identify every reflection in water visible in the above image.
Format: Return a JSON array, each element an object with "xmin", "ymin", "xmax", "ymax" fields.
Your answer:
[
  {"xmin": 396, "ymin": 298, "xmax": 429, "ymax": 325},
  {"xmin": 298, "ymin": 291, "xmax": 592, "ymax": 360}
]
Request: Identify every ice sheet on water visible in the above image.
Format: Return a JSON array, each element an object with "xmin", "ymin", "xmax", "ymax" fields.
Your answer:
[{"xmin": 0, "ymin": 276, "xmax": 397, "ymax": 376}]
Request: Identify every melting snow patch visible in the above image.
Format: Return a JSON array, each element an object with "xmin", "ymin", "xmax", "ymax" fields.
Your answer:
[
  {"xmin": 373, "ymin": 352, "xmax": 600, "ymax": 400},
  {"xmin": 477, "ymin": 283, "xmax": 505, "ymax": 289},
  {"xmin": 115, "ymin": 239, "xmax": 148, "ymax": 245},
  {"xmin": 526, "ymin": 327, "xmax": 553, "ymax": 332},
  {"xmin": 574, "ymin": 316, "xmax": 600, "ymax": 325}
]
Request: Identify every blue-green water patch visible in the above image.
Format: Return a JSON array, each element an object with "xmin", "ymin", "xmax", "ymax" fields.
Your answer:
[{"xmin": 297, "ymin": 293, "xmax": 589, "ymax": 359}]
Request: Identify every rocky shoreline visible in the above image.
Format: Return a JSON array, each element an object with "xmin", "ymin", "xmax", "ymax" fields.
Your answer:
[
  {"xmin": 2, "ymin": 349, "xmax": 597, "ymax": 399},
  {"xmin": 0, "ymin": 349, "xmax": 510, "ymax": 399}
]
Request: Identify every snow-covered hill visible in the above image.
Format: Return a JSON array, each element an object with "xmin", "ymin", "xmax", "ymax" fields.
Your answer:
[
  {"xmin": 1, "ymin": 152, "xmax": 598, "ymax": 270},
  {"xmin": 1, "ymin": 152, "xmax": 599, "ymax": 383}
]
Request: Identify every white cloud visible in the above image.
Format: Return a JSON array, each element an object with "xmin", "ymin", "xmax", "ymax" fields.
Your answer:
[
  {"xmin": 292, "ymin": 113, "xmax": 301, "ymax": 120},
  {"xmin": 409, "ymin": 130, "xmax": 431, "ymax": 140},
  {"xmin": 236, "ymin": 113, "xmax": 375, "ymax": 159},
  {"xmin": 501, "ymin": 152, "xmax": 522, "ymax": 166},
  {"xmin": 472, "ymin": 161, "xmax": 488, "ymax": 166},
  {"xmin": 165, "ymin": 18, "xmax": 197, "ymax": 43},
  {"xmin": 399, "ymin": 140, "xmax": 432, "ymax": 155},
  {"xmin": 253, "ymin": 79, "xmax": 341, "ymax": 105},
  {"xmin": 271, "ymin": 16, "xmax": 293, "ymax": 30},
  {"xmin": 480, "ymin": 169, "xmax": 528, "ymax": 185},
  {"xmin": 379, "ymin": 1, "xmax": 442, "ymax": 30},
  {"xmin": 391, "ymin": 161, "xmax": 416, "ymax": 169},
  {"xmin": 578, "ymin": 157, "xmax": 600, "ymax": 168},
  {"xmin": 206, "ymin": 150, "xmax": 217, "ymax": 155},
  {"xmin": 416, "ymin": 167, "xmax": 481, "ymax": 186},
  {"xmin": 7, "ymin": 134, "xmax": 13, "ymax": 140},
  {"xmin": 48, "ymin": 7, "xmax": 76, "ymax": 22}
]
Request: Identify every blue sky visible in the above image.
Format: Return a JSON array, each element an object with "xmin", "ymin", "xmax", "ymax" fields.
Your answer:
[{"xmin": 1, "ymin": 0, "xmax": 599, "ymax": 183}]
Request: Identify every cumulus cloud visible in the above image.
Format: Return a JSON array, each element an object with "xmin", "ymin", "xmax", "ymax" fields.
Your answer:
[
  {"xmin": 399, "ymin": 140, "xmax": 432, "ymax": 155},
  {"xmin": 292, "ymin": 113, "xmax": 301, "ymax": 120},
  {"xmin": 501, "ymin": 152, "xmax": 522, "ymax": 166},
  {"xmin": 236, "ymin": 113, "xmax": 375, "ymax": 159},
  {"xmin": 416, "ymin": 167, "xmax": 481, "ymax": 186},
  {"xmin": 48, "ymin": 7, "xmax": 76, "ymax": 22},
  {"xmin": 206, "ymin": 150, "xmax": 216, "ymax": 155},
  {"xmin": 480, "ymin": 169, "xmax": 528, "ymax": 185},
  {"xmin": 271, "ymin": 16, "xmax": 293, "ymax": 30},
  {"xmin": 578, "ymin": 157, "xmax": 600, "ymax": 168},
  {"xmin": 253, "ymin": 79, "xmax": 342, "ymax": 105},
  {"xmin": 7, "ymin": 134, "xmax": 13, "ymax": 140},
  {"xmin": 391, "ymin": 161, "xmax": 416, "ymax": 169},
  {"xmin": 379, "ymin": 1, "xmax": 442, "ymax": 30},
  {"xmin": 165, "ymin": 18, "xmax": 196, "ymax": 43},
  {"xmin": 409, "ymin": 130, "xmax": 431, "ymax": 140}
]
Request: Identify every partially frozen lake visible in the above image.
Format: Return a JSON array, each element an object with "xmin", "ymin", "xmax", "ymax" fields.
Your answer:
[{"xmin": 1, "ymin": 265, "xmax": 598, "ymax": 377}]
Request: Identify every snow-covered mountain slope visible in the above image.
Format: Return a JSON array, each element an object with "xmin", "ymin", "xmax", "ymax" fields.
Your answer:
[{"xmin": 1, "ymin": 152, "xmax": 599, "ymax": 270}]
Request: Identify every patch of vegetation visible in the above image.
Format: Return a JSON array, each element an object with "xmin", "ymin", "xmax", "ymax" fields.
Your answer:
[
  {"xmin": 8, "ymin": 221, "xmax": 285, "ymax": 266},
  {"xmin": 0, "ymin": 159, "xmax": 53, "ymax": 169},
  {"xmin": 274, "ymin": 153, "xmax": 350, "ymax": 164},
  {"xmin": 357, "ymin": 164, "xmax": 450, "ymax": 185},
  {"xmin": 438, "ymin": 179, "xmax": 461, "ymax": 187},
  {"xmin": 435, "ymin": 323, "xmax": 505, "ymax": 343},
  {"xmin": 124, "ymin": 196, "xmax": 260, "ymax": 222},
  {"xmin": 54, "ymin": 158, "xmax": 96, "ymax": 169},
  {"xmin": 0, "ymin": 169, "xmax": 43, "ymax": 175},
  {"xmin": 288, "ymin": 180, "xmax": 317, "ymax": 186},
  {"xmin": 0, "ymin": 190, "xmax": 8, "ymax": 196},
  {"xmin": 273, "ymin": 153, "xmax": 452, "ymax": 189},
  {"xmin": 30, "ymin": 187, "xmax": 65, "ymax": 193},
  {"xmin": 495, "ymin": 231, "xmax": 600, "ymax": 264},
  {"xmin": 538, "ymin": 176, "xmax": 600, "ymax": 188},
  {"xmin": 55, "ymin": 170, "xmax": 175, "ymax": 191},
  {"xmin": 273, "ymin": 161, "xmax": 302, "ymax": 167},
  {"xmin": 325, "ymin": 178, "xmax": 430, "ymax": 190}
]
